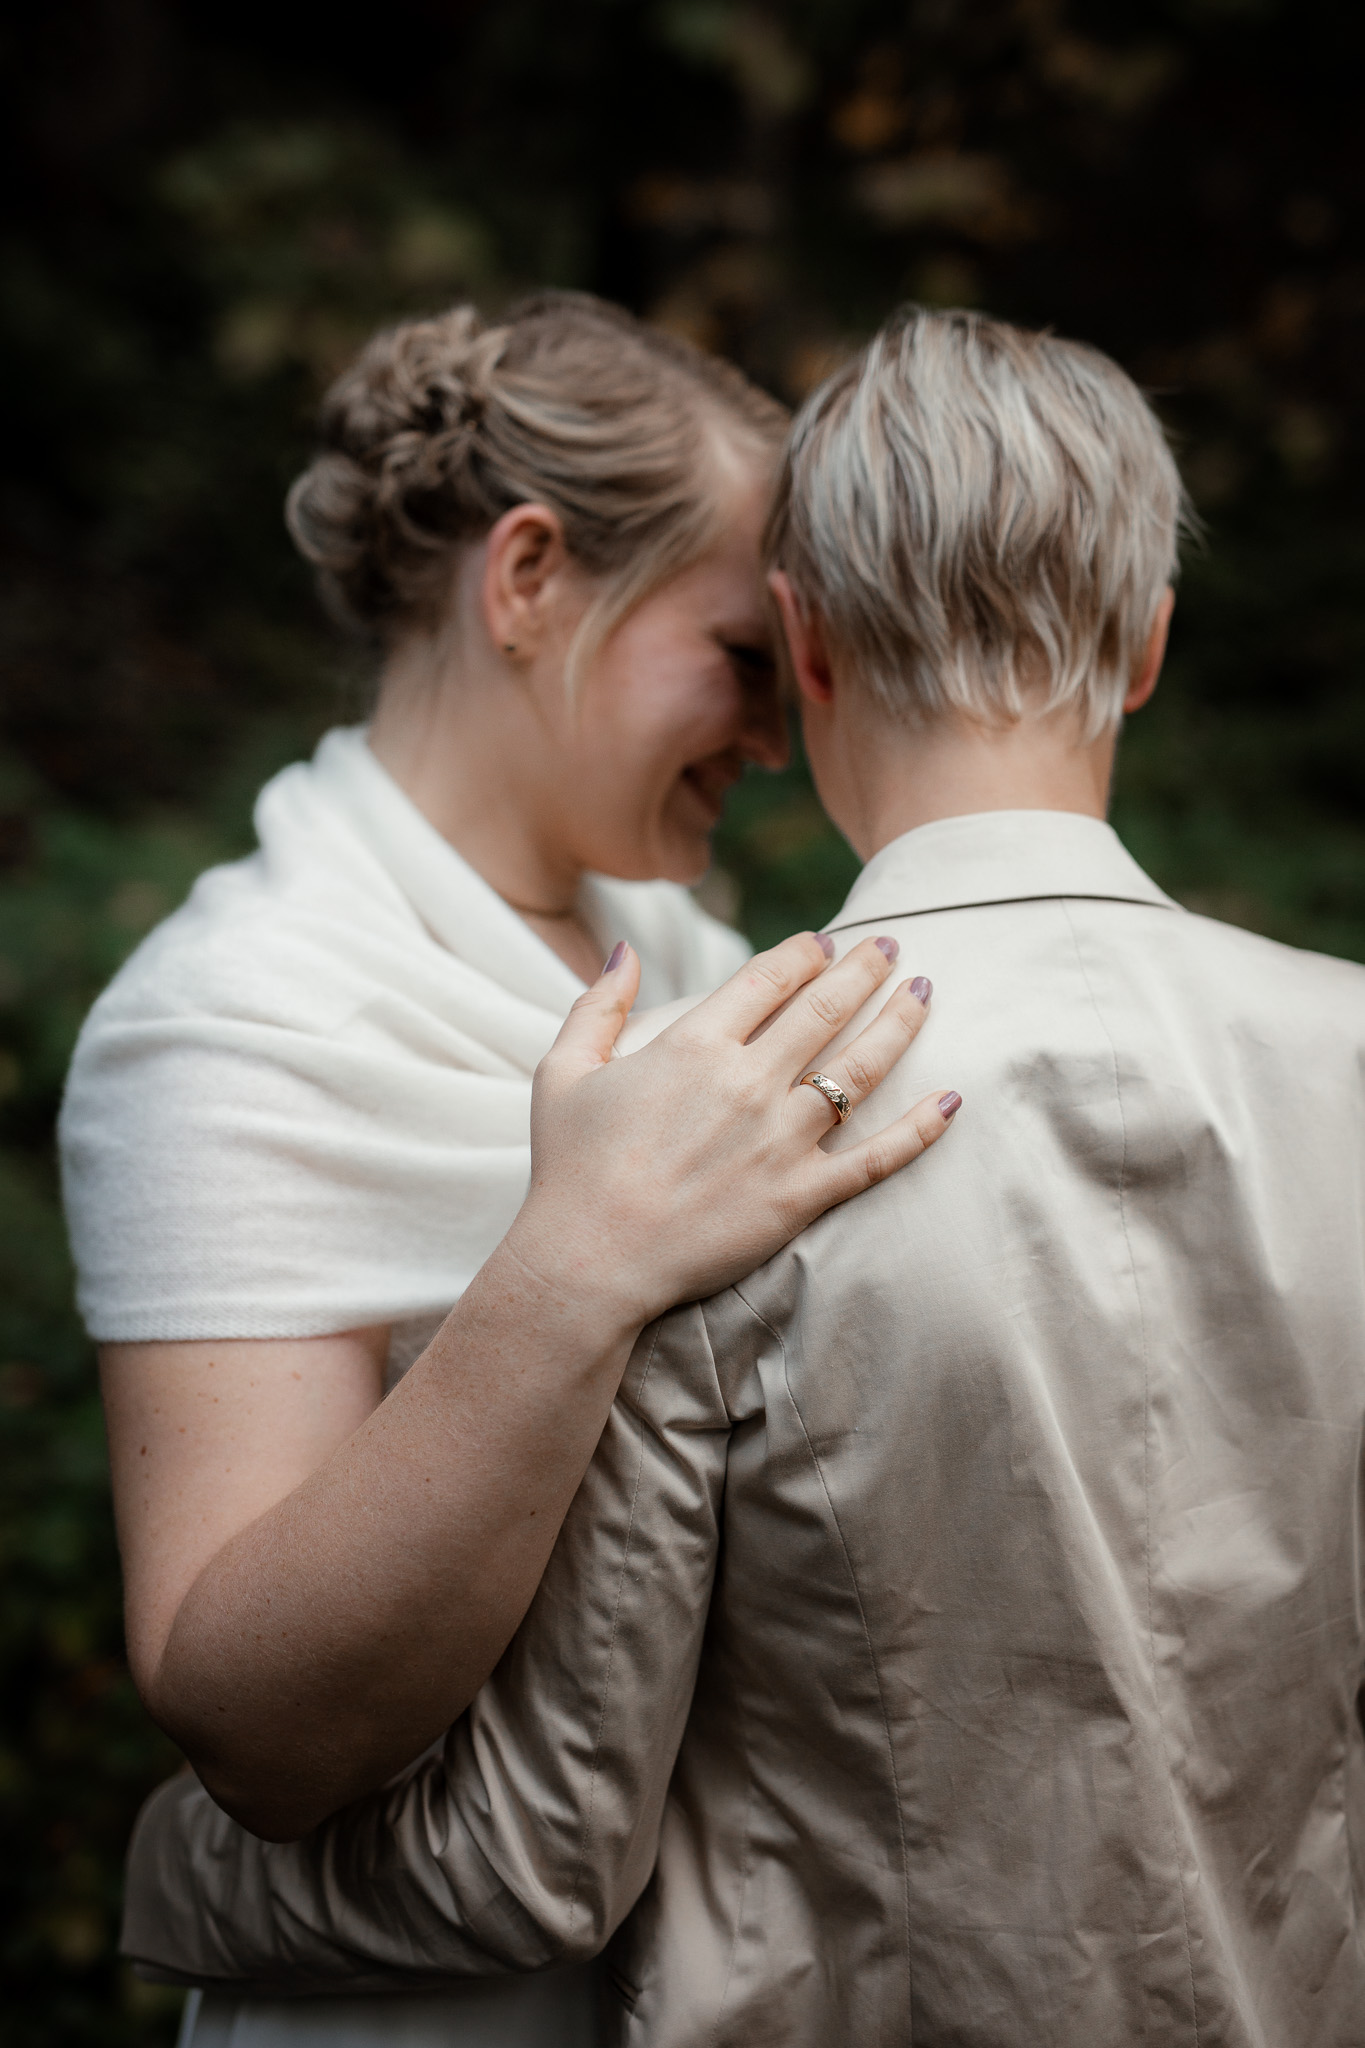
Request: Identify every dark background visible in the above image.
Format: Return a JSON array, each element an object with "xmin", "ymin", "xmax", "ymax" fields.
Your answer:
[{"xmin": 3, "ymin": 2, "xmax": 1363, "ymax": 2038}]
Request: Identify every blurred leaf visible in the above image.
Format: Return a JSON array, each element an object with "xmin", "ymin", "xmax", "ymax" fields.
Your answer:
[{"xmin": 160, "ymin": 121, "xmax": 497, "ymax": 386}]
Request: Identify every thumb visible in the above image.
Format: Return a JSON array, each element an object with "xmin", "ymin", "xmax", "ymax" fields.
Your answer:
[{"xmin": 549, "ymin": 940, "xmax": 642, "ymax": 1078}]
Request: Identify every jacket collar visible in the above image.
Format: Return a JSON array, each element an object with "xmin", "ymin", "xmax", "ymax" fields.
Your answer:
[{"xmin": 827, "ymin": 809, "xmax": 1178, "ymax": 932}]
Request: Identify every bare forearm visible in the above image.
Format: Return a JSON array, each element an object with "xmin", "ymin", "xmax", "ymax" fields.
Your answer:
[{"xmin": 148, "ymin": 1237, "xmax": 638, "ymax": 1839}]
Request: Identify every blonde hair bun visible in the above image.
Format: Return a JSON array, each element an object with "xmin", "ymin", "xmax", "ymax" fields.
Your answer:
[{"xmin": 286, "ymin": 291, "xmax": 786, "ymax": 643}]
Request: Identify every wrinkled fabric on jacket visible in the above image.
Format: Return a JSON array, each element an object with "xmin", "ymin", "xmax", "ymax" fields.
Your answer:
[{"xmin": 124, "ymin": 809, "xmax": 1365, "ymax": 2047}]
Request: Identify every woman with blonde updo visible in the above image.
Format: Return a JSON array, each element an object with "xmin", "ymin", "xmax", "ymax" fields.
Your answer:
[{"xmin": 60, "ymin": 293, "xmax": 950, "ymax": 2047}]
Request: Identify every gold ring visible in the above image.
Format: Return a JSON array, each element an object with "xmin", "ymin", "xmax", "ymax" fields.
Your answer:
[{"xmin": 799, "ymin": 1071, "xmax": 851, "ymax": 1123}]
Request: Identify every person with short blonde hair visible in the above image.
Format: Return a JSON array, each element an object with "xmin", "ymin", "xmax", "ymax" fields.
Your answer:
[
  {"xmin": 125, "ymin": 305, "xmax": 1365, "ymax": 2047},
  {"xmin": 767, "ymin": 303, "xmax": 1187, "ymax": 736}
]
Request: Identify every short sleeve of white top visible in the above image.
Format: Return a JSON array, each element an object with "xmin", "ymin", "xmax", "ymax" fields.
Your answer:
[{"xmin": 59, "ymin": 727, "xmax": 750, "ymax": 1345}]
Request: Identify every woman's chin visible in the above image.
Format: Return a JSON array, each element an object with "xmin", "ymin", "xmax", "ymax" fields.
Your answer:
[{"xmin": 589, "ymin": 786, "xmax": 720, "ymax": 884}]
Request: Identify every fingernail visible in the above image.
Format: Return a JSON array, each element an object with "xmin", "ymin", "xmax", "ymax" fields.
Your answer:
[
  {"xmin": 815, "ymin": 932, "xmax": 835, "ymax": 959},
  {"xmin": 909, "ymin": 975, "xmax": 932, "ymax": 1005},
  {"xmin": 874, "ymin": 936, "xmax": 899, "ymax": 963},
  {"xmin": 603, "ymin": 941, "xmax": 627, "ymax": 973},
  {"xmin": 939, "ymin": 1091, "xmax": 962, "ymax": 1120}
]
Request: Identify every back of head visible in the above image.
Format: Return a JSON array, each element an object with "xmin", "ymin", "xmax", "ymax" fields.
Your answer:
[
  {"xmin": 767, "ymin": 306, "xmax": 1188, "ymax": 738},
  {"xmin": 287, "ymin": 290, "xmax": 786, "ymax": 663}
]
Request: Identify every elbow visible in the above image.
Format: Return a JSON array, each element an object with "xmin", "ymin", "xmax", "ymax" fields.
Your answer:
[
  {"xmin": 201, "ymin": 1787, "xmax": 325, "ymax": 1845},
  {"xmin": 187, "ymin": 1757, "xmax": 345, "ymax": 1843},
  {"xmin": 482, "ymin": 1918, "xmax": 610, "ymax": 1975},
  {"xmin": 521, "ymin": 1884, "xmax": 637, "ymax": 1970},
  {"xmin": 533, "ymin": 1920, "xmax": 608, "ymax": 1971},
  {"xmin": 141, "ymin": 1681, "xmax": 356, "ymax": 1843},
  {"xmin": 443, "ymin": 1861, "xmax": 635, "ymax": 1973},
  {"xmin": 144, "ymin": 1708, "xmax": 339, "ymax": 1843},
  {"xmin": 552, "ymin": 1922, "xmax": 616, "ymax": 1969}
]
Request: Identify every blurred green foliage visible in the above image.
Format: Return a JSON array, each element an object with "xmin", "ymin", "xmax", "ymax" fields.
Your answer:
[{"xmin": 3, "ymin": 0, "xmax": 1364, "ymax": 2037}]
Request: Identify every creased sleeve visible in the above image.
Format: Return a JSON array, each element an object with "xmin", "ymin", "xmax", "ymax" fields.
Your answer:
[{"xmin": 120, "ymin": 1299, "xmax": 734, "ymax": 1992}]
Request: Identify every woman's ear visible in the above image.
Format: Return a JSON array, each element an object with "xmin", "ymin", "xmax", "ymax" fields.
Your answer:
[
  {"xmin": 482, "ymin": 504, "xmax": 570, "ymax": 661},
  {"xmin": 1124, "ymin": 585, "xmax": 1175, "ymax": 715},
  {"xmin": 767, "ymin": 571, "xmax": 834, "ymax": 705}
]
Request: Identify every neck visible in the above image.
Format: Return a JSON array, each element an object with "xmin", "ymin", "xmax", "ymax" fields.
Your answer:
[
  {"xmin": 368, "ymin": 629, "xmax": 584, "ymax": 920},
  {"xmin": 813, "ymin": 698, "xmax": 1119, "ymax": 864}
]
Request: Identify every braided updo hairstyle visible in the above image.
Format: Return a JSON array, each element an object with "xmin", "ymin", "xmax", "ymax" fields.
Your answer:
[{"xmin": 286, "ymin": 292, "xmax": 788, "ymax": 666}]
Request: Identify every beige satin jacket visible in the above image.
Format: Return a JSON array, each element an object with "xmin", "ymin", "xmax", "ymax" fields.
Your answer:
[{"xmin": 124, "ymin": 811, "xmax": 1365, "ymax": 2047}]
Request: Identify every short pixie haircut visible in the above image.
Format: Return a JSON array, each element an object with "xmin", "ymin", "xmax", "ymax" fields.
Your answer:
[{"xmin": 766, "ymin": 307, "xmax": 1188, "ymax": 738}]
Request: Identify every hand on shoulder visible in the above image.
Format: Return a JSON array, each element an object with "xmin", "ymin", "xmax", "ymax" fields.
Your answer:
[{"xmin": 509, "ymin": 931, "xmax": 961, "ymax": 1330}]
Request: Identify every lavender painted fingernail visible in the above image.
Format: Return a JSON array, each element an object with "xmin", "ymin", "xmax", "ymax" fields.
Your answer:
[
  {"xmin": 874, "ymin": 936, "xmax": 899, "ymax": 963},
  {"xmin": 939, "ymin": 1091, "xmax": 962, "ymax": 1120},
  {"xmin": 910, "ymin": 975, "xmax": 932, "ymax": 1005},
  {"xmin": 815, "ymin": 932, "xmax": 835, "ymax": 959},
  {"xmin": 603, "ymin": 941, "xmax": 628, "ymax": 973}
]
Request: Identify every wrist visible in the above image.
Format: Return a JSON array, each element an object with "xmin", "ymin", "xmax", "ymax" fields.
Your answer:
[{"xmin": 488, "ymin": 1203, "xmax": 652, "ymax": 1350}]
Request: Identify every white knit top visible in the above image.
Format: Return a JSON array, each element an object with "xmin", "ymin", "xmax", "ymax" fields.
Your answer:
[{"xmin": 59, "ymin": 726, "xmax": 748, "ymax": 1347}]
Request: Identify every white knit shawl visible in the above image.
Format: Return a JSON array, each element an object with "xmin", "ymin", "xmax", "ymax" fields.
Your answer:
[{"xmin": 59, "ymin": 727, "xmax": 748, "ymax": 1346}]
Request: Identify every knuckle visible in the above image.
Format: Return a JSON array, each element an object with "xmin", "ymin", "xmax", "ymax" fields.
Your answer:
[
  {"xmin": 857, "ymin": 1139, "xmax": 892, "ymax": 1189},
  {"xmin": 806, "ymin": 986, "xmax": 843, "ymax": 1032},
  {"xmin": 747, "ymin": 955, "xmax": 791, "ymax": 997},
  {"xmin": 732, "ymin": 1067, "xmax": 768, "ymax": 1117},
  {"xmin": 838, "ymin": 1049, "xmax": 878, "ymax": 1100},
  {"xmin": 673, "ymin": 1019, "xmax": 714, "ymax": 1059}
]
